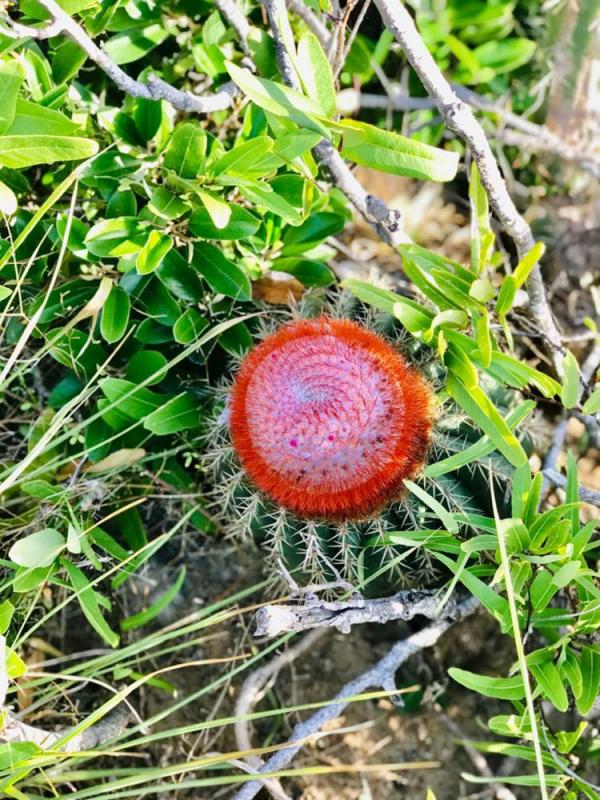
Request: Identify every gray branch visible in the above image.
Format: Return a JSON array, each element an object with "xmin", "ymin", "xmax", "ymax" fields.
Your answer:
[
  {"xmin": 215, "ymin": 0, "xmax": 251, "ymax": 51},
  {"xmin": 1, "ymin": 705, "xmax": 130, "ymax": 752},
  {"xmin": 254, "ymin": 588, "xmax": 453, "ymax": 637},
  {"xmin": 2, "ymin": 0, "xmax": 237, "ymax": 114},
  {"xmin": 233, "ymin": 595, "xmax": 480, "ymax": 800},
  {"xmin": 372, "ymin": 0, "xmax": 564, "ymax": 374},
  {"xmin": 263, "ymin": 0, "xmax": 410, "ymax": 247},
  {"xmin": 542, "ymin": 467, "xmax": 600, "ymax": 506}
]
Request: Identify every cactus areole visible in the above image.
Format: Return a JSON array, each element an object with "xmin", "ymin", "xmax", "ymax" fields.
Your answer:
[{"xmin": 229, "ymin": 317, "xmax": 434, "ymax": 521}]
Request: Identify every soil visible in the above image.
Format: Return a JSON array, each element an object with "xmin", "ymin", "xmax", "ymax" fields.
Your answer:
[{"xmin": 124, "ymin": 543, "xmax": 527, "ymax": 800}]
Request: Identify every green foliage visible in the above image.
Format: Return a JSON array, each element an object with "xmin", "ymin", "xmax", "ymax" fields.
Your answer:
[{"xmin": 0, "ymin": 0, "xmax": 597, "ymax": 797}]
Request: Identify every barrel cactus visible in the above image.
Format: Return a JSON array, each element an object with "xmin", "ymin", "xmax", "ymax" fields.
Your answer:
[{"xmin": 207, "ymin": 294, "xmax": 516, "ymax": 595}]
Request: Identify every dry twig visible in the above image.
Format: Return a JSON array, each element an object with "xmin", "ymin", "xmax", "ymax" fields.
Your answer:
[
  {"xmin": 232, "ymin": 595, "xmax": 480, "ymax": 800},
  {"xmin": 254, "ymin": 589, "xmax": 455, "ymax": 637},
  {"xmin": 1, "ymin": 705, "xmax": 131, "ymax": 752},
  {"xmin": 371, "ymin": 0, "xmax": 564, "ymax": 374},
  {"xmin": 2, "ymin": 0, "xmax": 237, "ymax": 113}
]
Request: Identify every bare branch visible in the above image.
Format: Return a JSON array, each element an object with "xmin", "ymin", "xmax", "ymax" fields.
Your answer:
[
  {"xmin": 232, "ymin": 596, "xmax": 480, "ymax": 800},
  {"xmin": 235, "ymin": 629, "xmax": 326, "ymax": 756},
  {"xmin": 1, "ymin": 705, "xmax": 131, "ymax": 752},
  {"xmin": 254, "ymin": 589, "xmax": 453, "ymax": 637},
  {"xmin": 314, "ymin": 141, "xmax": 411, "ymax": 246},
  {"xmin": 215, "ymin": 0, "xmax": 252, "ymax": 52},
  {"xmin": 371, "ymin": 0, "xmax": 564, "ymax": 374},
  {"xmin": 2, "ymin": 0, "xmax": 237, "ymax": 114},
  {"xmin": 263, "ymin": 0, "xmax": 410, "ymax": 247}
]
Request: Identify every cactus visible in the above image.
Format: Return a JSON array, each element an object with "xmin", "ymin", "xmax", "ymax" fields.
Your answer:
[{"xmin": 206, "ymin": 295, "xmax": 516, "ymax": 595}]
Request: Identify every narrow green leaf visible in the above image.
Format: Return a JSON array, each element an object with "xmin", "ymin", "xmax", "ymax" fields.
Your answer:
[
  {"xmin": 449, "ymin": 667, "xmax": 525, "ymax": 700},
  {"xmin": 576, "ymin": 647, "xmax": 600, "ymax": 715},
  {"xmin": 297, "ymin": 32, "xmax": 336, "ymax": 117},
  {"xmin": 404, "ymin": 480, "xmax": 459, "ymax": 534},
  {"xmin": 62, "ymin": 559, "xmax": 119, "ymax": 647},
  {"xmin": 338, "ymin": 119, "xmax": 459, "ymax": 182},
  {"xmin": 446, "ymin": 374, "xmax": 528, "ymax": 467},
  {"xmin": 582, "ymin": 385, "xmax": 600, "ymax": 414},
  {"xmin": 121, "ymin": 567, "xmax": 186, "ymax": 631},
  {"xmin": 226, "ymin": 61, "xmax": 331, "ymax": 138},
  {"xmin": 560, "ymin": 350, "xmax": 580, "ymax": 409},
  {"xmin": 0, "ymin": 61, "xmax": 23, "ymax": 135},
  {"xmin": 530, "ymin": 660, "xmax": 568, "ymax": 712}
]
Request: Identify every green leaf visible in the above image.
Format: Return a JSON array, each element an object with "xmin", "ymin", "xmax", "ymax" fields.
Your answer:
[
  {"xmin": 226, "ymin": 61, "xmax": 331, "ymax": 138},
  {"xmin": 495, "ymin": 275, "xmax": 517, "ymax": 320},
  {"xmin": 126, "ymin": 350, "xmax": 168, "ymax": 385},
  {"xmin": 99, "ymin": 378, "xmax": 164, "ymax": 420},
  {"xmin": 341, "ymin": 279, "xmax": 399, "ymax": 314},
  {"xmin": 62, "ymin": 559, "xmax": 119, "ymax": 647},
  {"xmin": 426, "ymin": 401, "xmax": 533, "ymax": 479},
  {"xmin": 52, "ymin": 38, "xmax": 87, "ymax": 83},
  {"xmin": 211, "ymin": 136, "xmax": 274, "ymax": 176},
  {"xmin": 576, "ymin": 647, "xmax": 600, "ymax": 715},
  {"xmin": 0, "ymin": 600, "xmax": 14, "ymax": 634},
  {"xmin": 143, "ymin": 393, "xmax": 199, "ymax": 435},
  {"xmin": 0, "ymin": 180, "xmax": 17, "ymax": 216},
  {"xmin": 136, "ymin": 231, "xmax": 173, "ymax": 275},
  {"xmin": 582, "ymin": 386, "xmax": 600, "ymax": 415},
  {"xmin": 104, "ymin": 23, "xmax": 170, "ymax": 65},
  {"xmin": 473, "ymin": 38, "xmax": 536, "ymax": 75},
  {"xmin": 163, "ymin": 122, "xmax": 207, "ymax": 179},
  {"xmin": 446, "ymin": 373, "xmax": 528, "ymax": 467},
  {"xmin": 473, "ymin": 309, "xmax": 492, "ymax": 368},
  {"xmin": 274, "ymin": 257, "xmax": 334, "ymax": 287},
  {"xmin": 562, "ymin": 648, "xmax": 583, "ymax": 699},
  {"xmin": 173, "ymin": 308, "xmax": 209, "ymax": 344},
  {"xmin": 0, "ymin": 135, "xmax": 98, "ymax": 169},
  {"xmin": 100, "ymin": 285, "xmax": 131, "ymax": 344},
  {"xmin": 513, "ymin": 242, "xmax": 545, "ymax": 288},
  {"xmin": 239, "ymin": 182, "xmax": 302, "ymax": 225},
  {"xmin": 530, "ymin": 569, "xmax": 556, "ymax": 611},
  {"xmin": 85, "ymin": 217, "xmax": 147, "ymax": 258},
  {"xmin": 338, "ymin": 119, "xmax": 459, "ymax": 182},
  {"xmin": 121, "ymin": 567, "xmax": 186, "ymax": 631},
  {"xmin": 297, "ymin": 32, "xmax": 336, "ymax": 117},
  {"xmin": 148, "ymin": 187, "xmax": 190, "ymax": 220},
  {"xmin": 469, "ymin": 162, "xmax": 493, "ymax": 274},
  {"xmin": 156, "ymin": 249, "xmax": 204, "ymax": 302},
  {"xmin": 197, "ymin": 189, "xmax": 231, "ymax": 229},
  {"xmin": 282, "ymin": 212, "xmax": 345, "ymax": 254},
  {"xmin": 133, "ymin": 97, "xmax": 162, "ymax": 142},
  {"xmin": 189, "ymin": 203, "xmax": 260, "ymax": 240},
  {"xmin": 560, "ymin": 350, "xmax": 580, "ymax": 409},
  {"xmin": 404, "ymin": 479, "xmax": 459, "ymax": 534},
  {"xmin": 8, "ymin": 99, "xmax": 81, "ymax": 137},
  {"xmin": 0, "ymin": 61, "xmax": 23, "ymax": 135},
  {"xmin": 192, "ymin": 242, "xmax": 252, "ymax": 300},
  {"xmin": 9, "ymin": 529, "xmax": 65, "ymax": 568},
  {"xmin": 530, "ymin": 660, "xmax": 568, "ymax": 712},
  {"xmin": 219, "ymin": 321, "xmax": 252, "ymax": 356},
  {"xmin": 449, "ymin": 667, "xmax": 525, "ymax": 700}
]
